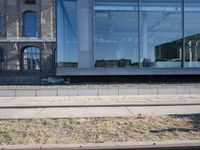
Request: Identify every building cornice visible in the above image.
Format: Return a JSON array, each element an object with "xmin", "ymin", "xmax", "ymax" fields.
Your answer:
[{"xmin": 0, "ymin": 38, "xmax": 56, "ymax": 43}]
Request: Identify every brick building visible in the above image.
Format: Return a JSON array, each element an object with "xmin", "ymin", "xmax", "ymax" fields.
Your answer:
[{"xmin": 0, "ymin": 0, "xmax": 56, "ymax": 84}]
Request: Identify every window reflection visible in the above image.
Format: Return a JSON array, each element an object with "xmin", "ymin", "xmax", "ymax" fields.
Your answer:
[
  {"xmin": 23, "ymin": 47, "xmax": 40, "ymax": 70},
  {"xmin": 185, "ymin": 0, "xmax": 200, "ymax": 67},
  {"xmin": 140, "ymin": 0, "xmax": 183, "ymax": 68},
  {"xmin": 56, "ymin": 0, "xmax": 200, "ymax": 70},
  {"xmin": 57, "ymin": 0, "xmax": 78, "ymax": 68},
  {"xmin": 23, "ymin": 11, "xmax": 38, "ymax": 37},
  {"xmin": 94, "ymin": 0, "xmax": 139, "ymax": 68}
]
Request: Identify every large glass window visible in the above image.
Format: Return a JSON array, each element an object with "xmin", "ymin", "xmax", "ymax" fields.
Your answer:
[
  {"xmin": 57, "ymin": 0, "xmax": 78, "ymax": 68},
  {"xmin": 23, "ymin": 11, "xmax": 38, "ymax": 37},
  {"xmin": 94, "ymin": 0, "xmax": 139, "ymax": 68},
  {"xmin": 184, "ymin": 0, "xmax": 200, "ymax": 68},
  {"xmin": 140, "ymin": 0, "xmax": 183, "ymax": 68},
  {"xmin": 23, "ymin": 47, "xmax": 40, "ymax": 70}
]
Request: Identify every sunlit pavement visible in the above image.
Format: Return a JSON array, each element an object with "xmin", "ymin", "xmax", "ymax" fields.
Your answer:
[{"xmin": 0, "ymin": 95, "xmax": 199, "ymax": 119}]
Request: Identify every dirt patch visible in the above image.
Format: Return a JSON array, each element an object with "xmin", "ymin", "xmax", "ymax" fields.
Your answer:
[{"xmin": 0, "ymin": 115, "xmax": 200, "ymax": 145}]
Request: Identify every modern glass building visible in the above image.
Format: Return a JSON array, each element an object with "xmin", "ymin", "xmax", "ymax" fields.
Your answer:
[{"xmin": 57, "ymin": 0, "xmax": 200, "ymax": 76}]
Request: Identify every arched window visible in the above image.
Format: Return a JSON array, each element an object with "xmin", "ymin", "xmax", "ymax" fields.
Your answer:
[
  {"xmin": 23, "ymin": 11, "xmax": 38, "ymax": 37},
  {"xmin": 0, "ymin": 47, "xmax": 4, "ymax": 63},
  {"xmin": 23, "ymin": 47, "xmax": 40, "ymax": 70}
]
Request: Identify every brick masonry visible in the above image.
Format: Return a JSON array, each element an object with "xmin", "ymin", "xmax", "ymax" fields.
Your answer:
[{"xmin": 0, "ymin": 0, "xmax": 56, "ymax": 84}]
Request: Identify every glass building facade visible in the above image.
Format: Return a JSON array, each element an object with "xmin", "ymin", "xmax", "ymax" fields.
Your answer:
[{"xmin": 57, "ymin": 0, "xmax": 200, "ymax": 75}]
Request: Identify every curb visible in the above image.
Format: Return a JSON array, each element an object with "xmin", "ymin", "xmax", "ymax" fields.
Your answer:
[{"xmin": 1, "ymin": 140, "xmax": 200, "ymax": 150}]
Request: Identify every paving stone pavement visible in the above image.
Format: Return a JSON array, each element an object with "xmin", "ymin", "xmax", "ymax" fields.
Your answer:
[{"xmin": 0, "ymin": 95, "xmax": 199, "ymax": 119}]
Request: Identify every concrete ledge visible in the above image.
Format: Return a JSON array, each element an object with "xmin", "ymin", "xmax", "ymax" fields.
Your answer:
[
  {"xmin": 139, "ymin": 88, "xmax": 158, "ymax": 95},
  {"xmin": 158, "ymin": 87, "xmax": 178, "ymax": 95},
  {"xmin": 58, "ymin": 89, "xmax": 78, "ymax": 96},
  {"xmin": 57, "ymin": 68, "xmax": 200, "ymax": 76},
  {"xmin": 119, "ymin": 87, "xmax": 138, "ymax": 95},
  {"xmin": 36, "ymin": 89, "xmax": 58, "ymax": 97},
  {"xmin": 177, "ymin": 86, "xmax": 191, "ymax": 95},
  {"xmin": 0, "ymin": 90, "xmax": 16, "ymax": 97},
  {"xmin": 99, "ymin": 88, "xmax": 119, "ymax": 96},
  {"xmin": 190, "ymin": 87, "xmax": 200, "ymax": 94},
  {"xmin": 0, "ymin": 86, "xmax": 200, "ymax": 97},
  {"xmin": 78, "ymin": 88, "xmax": 99, "ymax": 96},
  {"xmin": 16, "ymin": 90, "xmax": 37, "ymax": 97}
]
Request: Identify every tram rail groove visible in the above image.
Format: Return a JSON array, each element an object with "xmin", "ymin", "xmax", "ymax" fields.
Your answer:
[
  {"xmin": 1, "ymin": 141, "xmax": 200, "ymax": 150},
  {"xmin": 1, "ymin": 102, "xmax": 200, "ymax": 109}
]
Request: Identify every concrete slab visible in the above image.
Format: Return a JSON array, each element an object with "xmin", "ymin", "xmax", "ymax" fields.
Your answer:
[
  {"xmin": 16, "ymin": 90, "xmax": 37, "ymax": 97},
  {"xmin": 158, "ymin": 87, "xmax": 178, "ymax": 95},
  {"xmin": 127, "ymin": 105, "xmax": 200, "ymax": 115},
  {"xmin": 1, "ymin": 105, "xmax": 200, "ymax": 119},
  {"xmin": 138, "ymin": 88, "xmax": 158, "ymax": 95},
  {"xmin": 78, "ymin": 88, "xmax": 98, "ymax": 96},
  {"xmin": 99, "ymin": 88, "xmax": 119, "ymax": 96},
  {"xmin": 58, "ymin": 89, "xmax": 78, "ymax": 96},
  {"xmin": 0, "ymin": 85, "xmax": 200, "ymax": 97},
  {"xmin": 36, "ymin": 89, "xmax": 58, "ymax": 97},
  {"xmin": 0, "ymin": 90, "xmax": 16, "ymax": 97},
  {"xmin": 190, "ymin": 87, "xmax": 200, "ymax": 94},
  {"xmin": 0, "ymin": 108, "xmax": 43, "ymax": 119},
  {"xmin": 119, "ymin": 88, "xmax": 138, "ymax": 95},
  {"xmin": 177, "ymin": 86, "xmax": 191, "ymax": 95},
  {"xmin": 36, "ymin": 107, "xmax": 132, "ymax": 118}
]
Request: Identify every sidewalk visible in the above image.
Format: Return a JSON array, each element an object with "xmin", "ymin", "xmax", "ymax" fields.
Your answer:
[
  {"xmin": 1, "ymin": 95, "xmax": 200, "ymax": 108},
  {"xmin": 0, "ymin": 95, "xmax": 200, "ymax": 119}
]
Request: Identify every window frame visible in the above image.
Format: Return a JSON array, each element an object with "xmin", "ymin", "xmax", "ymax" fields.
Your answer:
[
  {"xmin": 22, "ymin": 46, "xmax": 41, "ymax": 71},
  {"xmin": 23, "ymin": 11, "xmax": 39, "ymax": 37}
]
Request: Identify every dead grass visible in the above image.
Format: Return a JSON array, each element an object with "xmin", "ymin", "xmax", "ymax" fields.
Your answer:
[{"xmin": 0, "ymin": 115, "xmax": 200, "ymax": 145}]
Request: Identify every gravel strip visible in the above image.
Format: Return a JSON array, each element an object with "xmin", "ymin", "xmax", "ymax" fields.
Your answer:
[{"xmin": 0, "ymin": 115, "xmax": 200, "ymax": 145}]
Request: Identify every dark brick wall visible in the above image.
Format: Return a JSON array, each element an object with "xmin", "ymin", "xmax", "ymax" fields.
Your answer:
[{"xmin": 0, "ymin": 0, "xmax": 56, "ymax": 82}]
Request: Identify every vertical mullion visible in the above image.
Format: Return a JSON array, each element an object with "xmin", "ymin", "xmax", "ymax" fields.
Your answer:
[
  {"xmin": 182, "ymin": 0, "xmax": 185, "ymax": 68},
  {"xmin": 138, "ymin": 0, "xmax": 140, "ymax": 68},
  {"xmin": 0, "ymin": 14, "xmax": 1, "ymax": 32}
]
